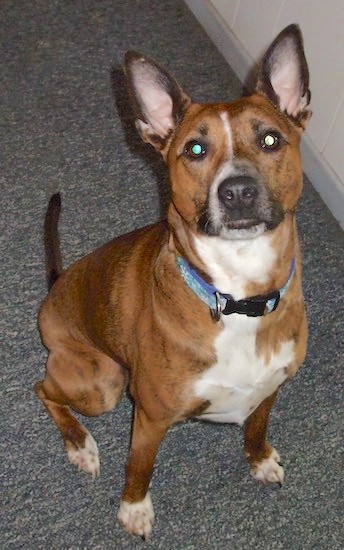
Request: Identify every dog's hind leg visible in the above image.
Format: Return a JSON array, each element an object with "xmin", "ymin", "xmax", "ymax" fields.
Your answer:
[{"xmin": 35, "ymin": 346, "xmax": 127, "ymax": 477}]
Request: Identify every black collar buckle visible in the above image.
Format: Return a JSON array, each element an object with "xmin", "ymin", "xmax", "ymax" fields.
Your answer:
[{"xmin": 221, "ymin": 290, "xmax": 280, "ymax": 317}]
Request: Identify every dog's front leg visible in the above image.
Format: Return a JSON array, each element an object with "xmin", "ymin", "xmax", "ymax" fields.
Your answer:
[
  {"xmin": 244, "ymin": 390, "xmax": 284, "ymax": 485},
  {"xmin": 118, "ymin": 407, "xmax": 170, "ymax": 539}
]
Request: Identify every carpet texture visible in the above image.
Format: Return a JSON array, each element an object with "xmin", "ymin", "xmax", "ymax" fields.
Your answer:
[{"xmin": 1, "ymin": 1, "xmax": 343, "ymax": 548}]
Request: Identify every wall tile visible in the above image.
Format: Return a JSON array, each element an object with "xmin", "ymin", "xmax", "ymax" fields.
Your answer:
[
  {"xmin": 211, "ymin": 0, "xmax": 240, "ymax": 28},
  {"xmin": 323, "ymin": 96, "xmax": 344, "ymax": 183},
  {"xmin": 233, "ymin": 0, "xmax": 284, "ymax": 59}
]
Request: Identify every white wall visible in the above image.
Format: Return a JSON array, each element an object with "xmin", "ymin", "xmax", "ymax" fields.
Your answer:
[{"xmin": 184, "ymin": 0, "xmax": 344, "ymax": 228}]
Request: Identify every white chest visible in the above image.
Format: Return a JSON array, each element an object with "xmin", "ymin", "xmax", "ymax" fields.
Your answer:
[
  {"xmin": 194, "ymin": 316, "xmax": 294, "ymax": 425},
  {"xmin": 192, "ymin": 230, "xmax": 294, "ymax": 425}
]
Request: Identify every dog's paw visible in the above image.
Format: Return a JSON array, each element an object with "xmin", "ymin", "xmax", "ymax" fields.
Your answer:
[
  {"xmin": 65, "ymin": 433, "xmax": 100, "ymax": 479},
  {"xmin": 117, "ymin": 493, "xmax": 154, "ymax": 539},
  {"xmin": 250, "ymin": 448, "xmax": 284, "ymax": 485}
]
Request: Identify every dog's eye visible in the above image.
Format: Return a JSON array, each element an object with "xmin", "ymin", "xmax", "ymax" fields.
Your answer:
[
  {"xmin": 184, "ymin": 140, "xmax": 207, "ymax": 159},
  {"xmin": 260, "ymin": 132, "xmax": 281, "ymax": 150}
]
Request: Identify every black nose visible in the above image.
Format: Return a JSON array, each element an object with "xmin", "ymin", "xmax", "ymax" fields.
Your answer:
[{"xmin": 218, "ymin": 176, "xmax": 259, "ymax": 219}]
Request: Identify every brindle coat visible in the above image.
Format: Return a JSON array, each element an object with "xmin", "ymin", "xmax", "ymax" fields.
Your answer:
[{"xmin": 35, "ymin": 24, "xmax": 311, "ymax": 538}]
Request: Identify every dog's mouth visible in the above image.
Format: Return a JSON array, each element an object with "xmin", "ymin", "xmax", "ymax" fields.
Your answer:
[
  {"xmin": 198, "ymin": 205, "xmax": 284, "ymax": 239},
  {"xmin": 198, "ymin": 217, "xmax": 266, "ymax": 240},
  {"xmin": 225, "ymin": 218, "xmax": 263, "ymax": 230}
]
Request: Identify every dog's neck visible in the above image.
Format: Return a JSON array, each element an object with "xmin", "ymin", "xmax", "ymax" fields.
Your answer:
[{"xmin": 167, "ymin": 203, "xmax": 298, "ymax": 300}]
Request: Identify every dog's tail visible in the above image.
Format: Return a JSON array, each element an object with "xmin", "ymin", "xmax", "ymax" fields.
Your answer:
[{"xmin": 44, "ymin": 193, "xmax": 63, "ymax": 291}]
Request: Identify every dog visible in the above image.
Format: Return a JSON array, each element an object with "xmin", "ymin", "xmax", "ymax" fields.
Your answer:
[{"xmin": 35, "ymin": 24, "xmax": 311, "ymax": 538}]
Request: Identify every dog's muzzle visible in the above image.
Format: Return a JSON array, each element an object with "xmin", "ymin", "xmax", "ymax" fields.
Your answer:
[{"xmin": 198, "ymin": 175, "xmax": 285, "ymax": 237}]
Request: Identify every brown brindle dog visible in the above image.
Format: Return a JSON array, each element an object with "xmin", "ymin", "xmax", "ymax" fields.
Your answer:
[{"xmin": 36, "ymin": 25, "xmax": 311, "ymax": 538}]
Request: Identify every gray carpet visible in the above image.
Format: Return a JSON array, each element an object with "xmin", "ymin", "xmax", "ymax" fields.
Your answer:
[{"xmin": 1, "ymin": 1, "xmax": 343, "ymax": 548}]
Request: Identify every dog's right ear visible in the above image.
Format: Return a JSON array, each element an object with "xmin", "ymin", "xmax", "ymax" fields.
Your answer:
[{"xmin": 124, "ymin": 51, "xmax": 191, "ymax": 152}]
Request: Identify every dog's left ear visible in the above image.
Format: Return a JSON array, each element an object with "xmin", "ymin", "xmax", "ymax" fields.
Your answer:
[
  {"xmin": 124, "ymin": 51, "xmax": 191, "ymax": 152},
  {"xmin": 256, "ymin": 24, "xmax": 311, "ymax": 127}
]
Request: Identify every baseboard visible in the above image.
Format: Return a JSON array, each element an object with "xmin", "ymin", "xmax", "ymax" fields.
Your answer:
[{"xmin": 184, "ymin": 0, "xmax": 344, "ymax": 229}]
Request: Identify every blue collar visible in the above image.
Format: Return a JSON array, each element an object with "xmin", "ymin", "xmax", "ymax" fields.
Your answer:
[{"xmin": 176, "ymin": 256, "xmax": 295, "ymax": 321}]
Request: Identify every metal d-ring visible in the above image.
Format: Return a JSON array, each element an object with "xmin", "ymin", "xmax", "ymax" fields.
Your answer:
[{"xmin": 210, "ymin": 291, "xmax": 222, "ymax": 322}]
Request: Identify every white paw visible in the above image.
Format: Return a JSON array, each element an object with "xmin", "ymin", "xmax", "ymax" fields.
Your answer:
[
  {"xmin": 66, "ymin": 433, "xmax": 100, "ymax": 479},
  {"xmin": 250, "ymin": 448, "xmax": 284, "ymax": 485},
  {"xmin": 117, "ymin": 493, "xmax": 154, "ymax": 539}
]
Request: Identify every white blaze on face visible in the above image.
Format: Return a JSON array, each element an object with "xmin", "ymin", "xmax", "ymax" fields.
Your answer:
[
  {"xmin": 219, "ymin": 111, "xmax": 233, "ymax": 157},
  {"xmin": 206, "ymin": 111, "xmax": 267, "ymax": 241},
  {"xmin": 207, "ymin": 112, "xmax": 236, "ymax": 232}
]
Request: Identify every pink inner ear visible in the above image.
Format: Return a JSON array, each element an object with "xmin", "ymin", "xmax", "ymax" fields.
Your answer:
[
  {"xmin": 141, "ymin": 84, "xmax": 173, "ymax": 136},
  {"xmin": 271, "ymin": 58, "xmax": 302, "ymax": 117},
  {"xmin": 132, "ymin": 64, "xmax": 174, "ymax": 137}
]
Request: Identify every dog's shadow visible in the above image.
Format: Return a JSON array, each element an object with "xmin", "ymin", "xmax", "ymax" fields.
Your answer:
[{"xmin": 110, "ymin": 67, "xmax": 170, "ymax": 218}]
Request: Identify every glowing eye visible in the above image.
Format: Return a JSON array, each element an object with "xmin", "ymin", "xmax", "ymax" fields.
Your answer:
[
  {"xmin": 264, "ymin": 135, "xmax": 276, "ymax": 146},
  {"xmin": 191, "ymin": 143, "xmax": 202, "ymax": 155},
  {"xmin": 184, "ymin": 140, "xmax": 207, "ymax": 159},
  {"xmin": 261, "ymin": 132, "xmax": 280, "ymax": 150}
]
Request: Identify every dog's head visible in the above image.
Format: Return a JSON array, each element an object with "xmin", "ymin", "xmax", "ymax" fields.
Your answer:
[{"xmin": 125, "ymin": 24, "xmax": 311, "ymax": 243}]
